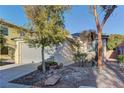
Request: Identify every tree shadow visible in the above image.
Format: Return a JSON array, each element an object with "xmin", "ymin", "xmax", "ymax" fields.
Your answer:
[{"xmin": 105, "ymin": 63, "xmax": 124, "ymax": 84}]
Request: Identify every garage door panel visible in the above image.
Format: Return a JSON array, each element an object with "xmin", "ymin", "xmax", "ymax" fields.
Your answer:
[{"xmin": 21, "ymin": 44, "xmax": 42, "ymax": 64}]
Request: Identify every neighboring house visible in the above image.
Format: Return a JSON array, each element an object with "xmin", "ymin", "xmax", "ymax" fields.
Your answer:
[
  {"xmin": 72, "ymin": 31, "xmax": 109, "ymax": 62},
  {"xmin": 0, "ymin": 20, "xmax": 50, "ymax": 64},
  {"xmin": 0, "ymin": 19, "xmax": 31, "ymax": 63},
  {"xmin": 0, "ymin": 20, "xmax": 22, "ymax": 62}
]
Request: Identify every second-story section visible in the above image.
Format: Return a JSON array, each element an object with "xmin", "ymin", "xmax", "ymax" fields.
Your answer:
[{"xmin": 0, "ymin": 19, "xmax": 27, "ymax": 60}]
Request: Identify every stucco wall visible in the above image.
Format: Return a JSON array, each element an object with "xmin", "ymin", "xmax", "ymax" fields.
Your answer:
[
  {"xmin": 15, "ymin": 40, "xmax": 75, "ymax": 65},
  {"xmin": 0, "ymin": 24, "xmax": 20, "ymax": 60},
  {"xmin": 54, "ymin": 41, "xmax": 75, "ymax": 66}
]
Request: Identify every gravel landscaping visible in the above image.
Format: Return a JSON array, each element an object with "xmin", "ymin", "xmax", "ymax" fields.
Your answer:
[
  {"xmin": 10, "ymin": 63, "xmax": 124, "ymax": 88},
  {"xmin": 10, "ymin": 64, "xmax": 97, "ymax": 88}
]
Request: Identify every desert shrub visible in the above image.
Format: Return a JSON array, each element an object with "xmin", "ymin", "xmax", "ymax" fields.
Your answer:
[
  {"xmin": 73, "ymin": 52, "xmax": 87, "ymax": 67},
  {"xmin": 117, "ymin": 55, "xmax": 124, "ymax": 63},
  {"xmin": 73, "ymin": 52, "xmax": 87, "ymax": 62},
  {"xmin": 107, "ymin": 34, "xmax": 124, "ymax": 50},
  {"xmin": 47, "ymin": 61, "xmax": 58, "ymax": 66},
  {"xmin": 37, "ymin": 61, "xmax": 58, "ymax": 71}
]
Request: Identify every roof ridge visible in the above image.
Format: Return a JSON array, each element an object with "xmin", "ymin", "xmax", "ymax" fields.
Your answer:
[{"xmin": 0, "ymin": 18, "xmax": 30, "ymax": 32}]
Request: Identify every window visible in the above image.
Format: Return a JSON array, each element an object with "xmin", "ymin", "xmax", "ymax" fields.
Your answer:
[
  {"xmin": 20, "ymin": 31, "xmax": 25, "ymax": 37},
  {"xmin": 1, "ymin": 46, "xmax": 8, "ymax": 55},
  {"xmin": 0, "ymin": 26, "xmax": 8, "ymax": 36}
]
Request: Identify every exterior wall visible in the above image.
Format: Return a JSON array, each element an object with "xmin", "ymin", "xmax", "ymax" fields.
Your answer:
[
  {"xmin": 106, "ymin": 50, "xmax": 118, "ymax": 61},
  {"xmin": 6, "ymin": 27, "xmax": 19, "ymax": 48},
  {"xmin": 15, "ymin": 41, "xmax": 22, "ymax": 64},
  {"xmin": 54, "ymin": 41, "xmax": 75, "ymax": 66},
  {"xmin": 0, "ymin": 24, "xmax": 20, "ymax": 61},
  {"xmin": 15, "ymin": 40, "xmax": 75, "ymax": 65}
]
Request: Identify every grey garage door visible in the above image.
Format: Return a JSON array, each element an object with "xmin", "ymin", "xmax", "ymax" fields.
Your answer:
[{"xmin": 21, "ymin": 43, "xmax": 42, "ymax": 64}]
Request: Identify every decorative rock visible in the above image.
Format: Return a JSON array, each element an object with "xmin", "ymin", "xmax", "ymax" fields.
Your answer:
[
  {"xmin": 25, "ymin": 76, "xmax": 33, "ymax": 80},
  {"xmin": 79, "ymin": 86, "xmax": 96, "ymax": 88},
  {"xmin": 58, "ymin": 63, "xmax": 63, "ymax": 69},
  {"xmin": 48, "ymin": 69, "xmax": 54, "ymax": 74},
  {"xmin": 44, "ymin": 74, "xmax": 61, "ymax": 86},
  {"xmin": 46, "ymin": 73, "xmax": 53, "ymax": 78}
]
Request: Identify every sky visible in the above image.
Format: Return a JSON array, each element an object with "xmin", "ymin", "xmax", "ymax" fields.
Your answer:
[{"xmin": 0, "ymin": 5, "xmax": 124, "ymax": 34}]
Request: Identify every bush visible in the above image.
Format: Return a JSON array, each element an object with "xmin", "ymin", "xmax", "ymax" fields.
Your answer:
[
  {"xmin": 47, "ymin": 61, "xmax": 58, "ymax": 66},
  {"xmin": 37, "ymin": 61, "xmax": 58, "ymax": 71},
  {"xmin": 37, "ymin": 64, "xmax": 49, "ymax": 71},
  {"xmin": 107, "ymin": 34, "xmax": 124, "ymax": 50},
  {"xmin": 73, "ymin": 52, "xmax": 87, "ymax": 62},
  {"xmin": 117, "ymin": 55, "xmax": 124, "ymax": 63}
]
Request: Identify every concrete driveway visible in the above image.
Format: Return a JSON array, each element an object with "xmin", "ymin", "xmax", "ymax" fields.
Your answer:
[{"xmin": 0, "ymin": 63, "xmax": 40, "ymax": 88}]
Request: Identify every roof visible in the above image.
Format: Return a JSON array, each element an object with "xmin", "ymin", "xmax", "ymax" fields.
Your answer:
[
  {"xmin": 71, "ymin": 33, "xmax": 80, "ymax": 37},
  {"xmin": 102, "ymin": 34, "xmax": 109, "ymax": 39},
  {"xmin": 118, "ymin": 42, "xmax": 124, "ymax": 47},
  {"xmin": 0, "ymin": 19, "xmax": 30, "ymax": 32}
]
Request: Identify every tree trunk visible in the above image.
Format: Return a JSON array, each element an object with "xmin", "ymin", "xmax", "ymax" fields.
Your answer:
[
  {"xmin": 41, "ymin": 46, "xmax": 46, "ymax": 73},
  {"xmin": 93, "ymin": 5, "xmax": 103, "ymax": 70},
  {"xmin": 97, "ymin": 29, "xmax": 103, "ymax": 70}
]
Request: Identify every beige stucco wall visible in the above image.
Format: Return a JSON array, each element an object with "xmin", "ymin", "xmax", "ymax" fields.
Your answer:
[
  {"xmin": 15, "ymin": 40, "xmax": 23, "ymax": 64},
  {"xmin": 0, "ymin": 24, "xmax": 20, "ymax": 61}
]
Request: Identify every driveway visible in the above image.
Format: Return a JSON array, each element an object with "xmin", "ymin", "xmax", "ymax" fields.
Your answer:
[{"xmin": 0, "ymin": 63, "xmax": 40, "ymax": 88}]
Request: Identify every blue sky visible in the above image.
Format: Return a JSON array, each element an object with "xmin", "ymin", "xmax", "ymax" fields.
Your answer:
[{"xmin": 0, "ymin": 5, "xmax": 124, "ymax": 34}]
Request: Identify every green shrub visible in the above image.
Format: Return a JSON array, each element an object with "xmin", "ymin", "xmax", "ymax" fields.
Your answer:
[
  {"xmin": 73, "ymin": 52, "xmax": 87, "ymax": 62},
  {"xmin": 117, "ymin": 55, "xmax": 124, "ymax": 63},
  {"xmin": 37, "ymin": 61, "xmax": 58, "ymax": 71},
  {"xmin": 107, "ymin": 34, "xmax": 124, "ymax": 50},
  {"xmin": 47, "ymin": 61, "xmax": 58, "ymax": 66}
]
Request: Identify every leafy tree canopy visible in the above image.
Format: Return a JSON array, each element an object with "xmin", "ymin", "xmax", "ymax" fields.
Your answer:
[
  {"xmin": 107, "ymin": 34, "xmax": 124, "ymax": 50},
  {"xmin": 23, "ymin": 5, "xmax": 70, "ymax": 48}
]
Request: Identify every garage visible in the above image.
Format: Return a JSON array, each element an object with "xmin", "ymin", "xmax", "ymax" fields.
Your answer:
[
  {"xmin": 14, "ymin": 40, "xmax": 50, "ymax": 64},
  {"xmin": 21, "ymin": 43, "xmax": 42, "ymax": 64}
]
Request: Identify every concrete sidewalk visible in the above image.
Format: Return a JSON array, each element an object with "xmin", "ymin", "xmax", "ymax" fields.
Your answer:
[{"xmin": 0, "ymin": 63, "xmax": 40, "ymax": 88}]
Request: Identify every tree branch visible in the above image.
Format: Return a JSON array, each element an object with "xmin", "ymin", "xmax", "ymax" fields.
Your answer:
[{"xmin": 101, "ymin": 5, "xmax": 117, "ymax": 29}]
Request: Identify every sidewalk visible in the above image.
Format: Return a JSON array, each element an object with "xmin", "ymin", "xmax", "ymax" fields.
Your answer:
[{"xmin": 0, "ymin": 63, "xmax": 40, "ymax": 88}]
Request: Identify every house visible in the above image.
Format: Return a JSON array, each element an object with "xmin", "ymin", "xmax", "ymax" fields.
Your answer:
[
  {"xmin": 0, "ymin": 19, "xmax": 110, "ymax": 66},
  {"xmin": 0, "ymin": 19, "xmax": 45, "ymax": 64},
  {"xmin": 0, "ymin": 19, "xmax": 25, "ymax": 63},
  {"xmin": 0, "ymin": 20, "xmax": 80, "ymax": 66}
]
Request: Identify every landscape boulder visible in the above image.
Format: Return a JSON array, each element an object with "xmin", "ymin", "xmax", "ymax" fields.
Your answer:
[{"xmin": 44, "ymin": 74, "xmax": 61, "ymax": 86}]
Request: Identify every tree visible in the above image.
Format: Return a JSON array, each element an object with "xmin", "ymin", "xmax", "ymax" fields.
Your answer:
[
  {"xmin": 23, "ymin": 6, "xmax": 69, "ymax": 73},
  {"xmin": 107, "ymin": 34, "xmax": 124, "ymax": 50},
  {"xmin": 92, "ymin": 5, "xmax": 117, "ymax": 70}
]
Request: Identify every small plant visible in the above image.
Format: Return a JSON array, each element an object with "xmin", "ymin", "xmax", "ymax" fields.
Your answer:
[
  {"xmin": 73, "ymin": 52, "xmax": 87, "ymax": 66},
  {"xmin": 37, "ymin": 63, "xmax": 49, "ymax": 71},
  {"xmin": 73, "ymin": 53, "xmax": 87, "ymax": 62},
  {"xmin": 117, "ymin": 55, "xmax": 124, "ymax": 63},
  {"xmin": 47, "ymin": 61, "xmax": 58, "ymax": 66},
  {"xmin": 37, "ymin": 61, "xmax": 58, "ymax": 71}
]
